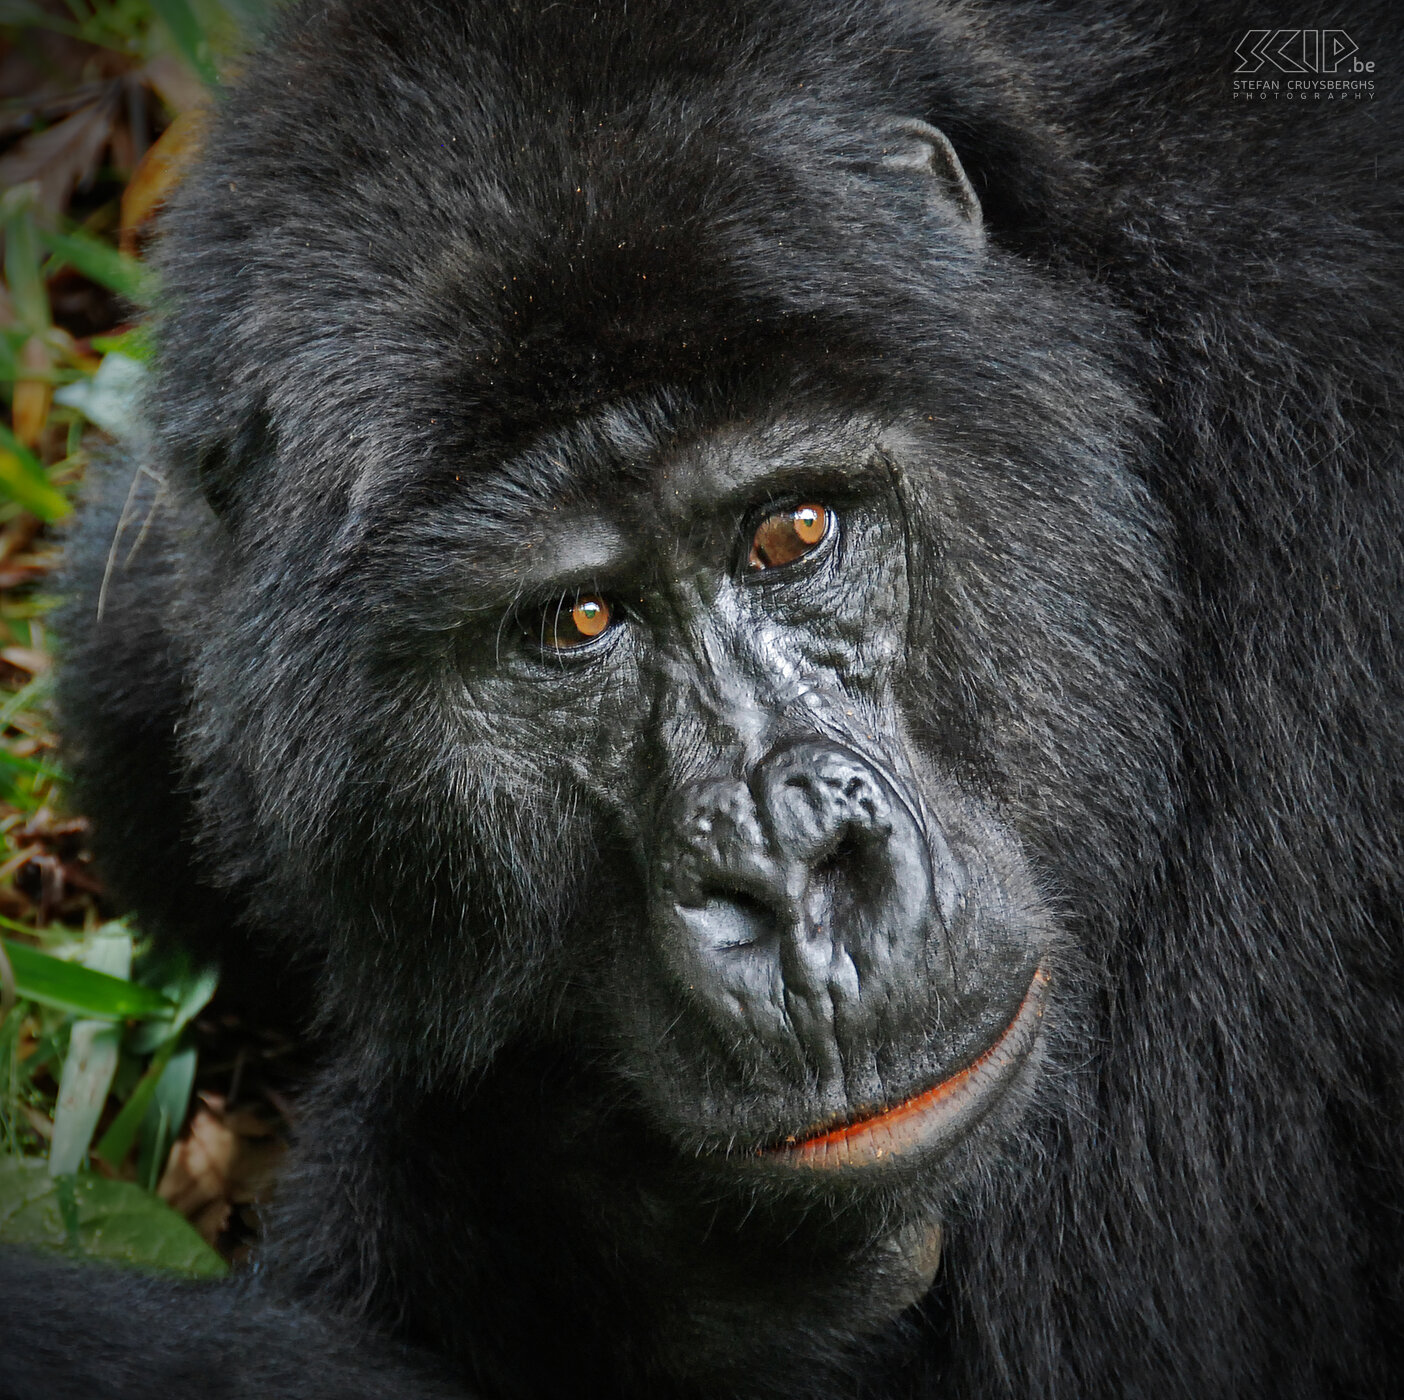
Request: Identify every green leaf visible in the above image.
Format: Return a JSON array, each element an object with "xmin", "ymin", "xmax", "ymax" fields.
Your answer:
[
  {"xmin": 0, "ymin": 747, "xmax": 63, "ymax": 780},
  {"xmin": 147, "ymin": 0, "xmax": 220, "ymax": 88},
  {"xmin": 165, "ymin": 963, "xmax": 219, "ymax": 1032},
  {"xmin": 126, "ymin": 960, "xmax": 218, "ymax": 1054},
  {"xmin": 0, "ymin": 330, "xmax": 17, "ymax": 383},
  {"xmin": 49, "ymin": 934, "xmax": 133, "ymax": 1176},
  {"xmin": 49, "ymin": 1023, "xmax": 123, "ymax": 1175},
  {"xmin": 90, "ymin": 325, "xmax": 154, "ymax": 362},
  {"xmin": 137, "ymin": 1042, "xmax": 197, "ymax": 1190},
  {"xmin": 96, "ymin": 961, "xmax": 217, "ymax": 1170},
  {"xmin": 0, "ymin": 1158, "xmax": 226, "ymax": 1277},
  {"xmin": 0, "ymin": 453, "xmax": 69, "ymax": 520},
  {"xmin": 0, "ymin": 940, "xmax": 174, "ymax": 1021},
  {"xmin": 0, "ymin": 427, "xmax": 47, "ymax": 484},
  {"xmin": 95, "ymin": 1037, "xmax": 176, "ymax": 1169},
  {"xmin": 0, "ymin": 425, "xmax": 71, "ymax": 521},
  {"xmin": 1, "ymin": 195, "xmax": 49, "ymax": 332},
  {"xmin": 37, "ymin": 228, "xmax": 158, "ymax": 307}
]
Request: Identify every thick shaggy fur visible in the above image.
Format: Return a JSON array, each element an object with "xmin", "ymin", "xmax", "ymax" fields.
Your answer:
[{"xmin": 5, "ymin": 2, "xmax": 1401, "ymax": 1397}]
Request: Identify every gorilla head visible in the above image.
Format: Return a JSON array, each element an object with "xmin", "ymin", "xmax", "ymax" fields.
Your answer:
[
  {"xmin": 144, "ymin": 43, "xmax": 1172, "ymax": 1363},
  {"xmin": 47, "ymin": 1, "xmax": 1398, "ymax": 1397}
]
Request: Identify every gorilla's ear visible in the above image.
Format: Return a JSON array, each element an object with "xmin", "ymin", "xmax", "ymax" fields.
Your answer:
[{"xmin": 878, "ymin": 118, "xmax": 984, "ymax": 244}]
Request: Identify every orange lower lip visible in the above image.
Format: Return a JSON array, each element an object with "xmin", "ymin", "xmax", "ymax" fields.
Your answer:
[{"xmin": 761, "ymin": 965, "xmax": 1050, "ymax": 1169}]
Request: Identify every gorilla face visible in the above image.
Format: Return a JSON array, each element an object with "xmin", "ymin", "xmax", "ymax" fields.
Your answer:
[{"xmin": 453, "ymin": 415, "xmax": 1053, "ymax": 1181}]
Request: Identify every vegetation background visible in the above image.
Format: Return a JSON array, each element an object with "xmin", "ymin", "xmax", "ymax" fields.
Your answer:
[{"xmin": 0, "ymin": 0, "xmax": 295, "ymax": 1280}]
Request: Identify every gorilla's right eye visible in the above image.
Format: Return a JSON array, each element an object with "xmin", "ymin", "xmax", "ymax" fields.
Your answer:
[{"xmin": 527, "ymin": 593, "xmax": 615, "ymax": 651}]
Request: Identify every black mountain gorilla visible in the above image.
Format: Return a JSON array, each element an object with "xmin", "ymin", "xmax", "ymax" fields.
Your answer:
[{"xmin": 4, "ymin": 0, "xmax": 1402, "ymax": 1396}]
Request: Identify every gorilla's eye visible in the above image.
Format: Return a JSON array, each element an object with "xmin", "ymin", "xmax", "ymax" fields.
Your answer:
[
  {"xmin": 747, "ymin": 504, "xmax": 831, "ymax": 572},
  {"xmin": 535, "ymin": 593, "xmax": 614, "ymax": 651}
]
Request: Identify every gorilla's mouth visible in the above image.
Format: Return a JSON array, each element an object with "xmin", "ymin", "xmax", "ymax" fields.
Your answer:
[{"xmin": 760, "ymin": 965, "xmax": 1050, "ymax": 1170}]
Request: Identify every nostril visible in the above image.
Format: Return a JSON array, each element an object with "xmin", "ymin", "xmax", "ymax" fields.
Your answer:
[
  {"xmin": 815, "ymin": 832, "xmax": 862, "ymax": 885},
  {"xmin": 810, "ymin": 831, "xmax": 870, "ymax": 925}
]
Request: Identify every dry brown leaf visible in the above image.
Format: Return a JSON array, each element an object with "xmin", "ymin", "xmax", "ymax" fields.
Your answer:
[
  {"xmin": 0, "ymin": 852, "xmax": 32, "ymax": 886},
  {"xmin": 158, "ymin": 1098, "xmax": 286, "ymax": 1246},
  {"xmin": 120, "ymin": 108, "xmax": 207, "ymax": 254},
  {"xmin": 0, "ymin": 91, "xmax": 121, "ymax": 215},
  {"xmin": 11, "ymin": 336, "xmax": 53, "ymax": 449},
  {"xmin": 21, "ymin": 1104, "xmax": 53, "ymax": 1141},
  {"xmin": 0, "ymin": 29, "xmax": 131, "ymax": 110},
  {"xmin": 19, "ymin": 810, "xmax": 88, "ymax": 842},
  {"xmin": 190, "ymin": 1196, "xmax": 233, "ymax": 1243},
  {"xmin": 0, "ymin": 646, "xmax": 49, "ymax": 675},
  {"xmin": 45, "ymin": 325, "xmax": 101, "ymax": 375},
  {"xmin": 158, "ymin": 1106, "xmax": 237, "ymax": 1237}
]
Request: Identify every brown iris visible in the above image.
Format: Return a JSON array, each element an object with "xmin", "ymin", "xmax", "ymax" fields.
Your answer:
[
  {"xmin": 542, "ymin": 594, "xmax": 613, "ymax": 649},
  {"xmin": 748, "ymin": 503, "xmax": 830, "ymax": 572}
]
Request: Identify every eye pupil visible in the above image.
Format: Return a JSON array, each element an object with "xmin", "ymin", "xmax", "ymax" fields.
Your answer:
[{"xmin": 748, "ymin": 503, "xmax": 830, "ymax": 571}]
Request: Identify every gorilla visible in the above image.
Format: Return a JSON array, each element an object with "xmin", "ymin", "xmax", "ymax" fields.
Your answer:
[{"xmin": 4, "ymin": 1, "xmax": 1401, "ymax": 1397}]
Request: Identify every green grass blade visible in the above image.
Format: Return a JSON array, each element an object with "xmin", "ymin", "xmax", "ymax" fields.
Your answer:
[
  {"xmin": 0, "ymin": 940, "xmax": 174, "ymax": 1021},
  {"xmin": 0, "ymin": 747, "xmax": 64, "ymax": 780},
  {"xmin": 0, "ymin": 425, "xmax": 71, "ymax": 520},
  {"xmin": 94, "ymin": 1037, "xmax": 175, "ymax": 1168},
  {"xmin": 0, "ymin": 453, "xmax": 70, "ymax": 520},
  {"xmin": 0, "ymin": 425, "xmax": 46, "ymax": 483},
  {"xmin": 37, "ymin": 228, "xmax": 158, "ymax": 308},
  {"xmin": 146, "ymin": 0, "xmax": 220, "ymax": 88},
  {"xmin": 1, "ymin": 197, "xmax": 49, "ymax": 331},
  {"xmin": 48, "ymin": 1023, "xmax": 122, "ymax": 1175},
  {"xmin": 49, "ymin": 933, "xmax": 132, "ymax": 1175},
  {"xmin": 137, "ymin": 1042, "xmax": 197, "ymax": 1189}
]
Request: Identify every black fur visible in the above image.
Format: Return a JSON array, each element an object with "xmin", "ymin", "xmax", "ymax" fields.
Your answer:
[{"xmin": 12, "ymin": 1, "xmax": 1403, "ymax": 1397}]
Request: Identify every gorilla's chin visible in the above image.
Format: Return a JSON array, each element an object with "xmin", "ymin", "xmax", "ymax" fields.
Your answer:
[{"xmin": 756, "ymin": 964, "xmax": 1050, "ymax": 1171}]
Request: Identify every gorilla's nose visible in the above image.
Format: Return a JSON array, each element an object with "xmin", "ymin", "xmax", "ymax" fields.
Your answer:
[{"xmin": 653, "ymin": 741, "xmax": 940, "ymax": 1028}]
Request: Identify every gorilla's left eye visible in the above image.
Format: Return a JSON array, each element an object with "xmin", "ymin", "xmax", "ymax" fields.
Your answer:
[
  {"xmin": 530, "ymin": 593, "xmax": 615, "ymax": 651},
  {"xmin": 747, "ymin": 503, "xmax": 832, "ymax": 572}
]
